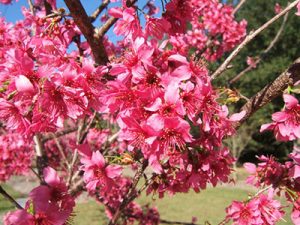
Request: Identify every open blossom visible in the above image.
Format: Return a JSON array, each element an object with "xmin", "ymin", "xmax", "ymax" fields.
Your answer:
[
  {"xmin": 226, "ymin": 193, "xmax": 284, "ymax": 225},
  {"xmin": 247, "ymin": 56, "xmax": 258, "ymax": 68},
  {"xmin": 112, "ymin": 7, "xmax": 141, "ymax": 38},
  {"xmin": 261, "ymin": 94, "xmax": 300, "ymax": 141},
  {"xmin": 4, "ymin": 167, "xmax": 74, "ymax": 225},
  {"xmin": 80, "ymin": 150, "xmax": 122, "ymax": 192},
  {"xmin": 244, "ymin": 155, "xmax": 287, "ymax": 188},
  {"xmin": 145, "ymin": 17, "xmax": 170, "ymax": 39},
  {"xmin": 274, "ymin": 3, "xmax": 282, "ymax": 14}
]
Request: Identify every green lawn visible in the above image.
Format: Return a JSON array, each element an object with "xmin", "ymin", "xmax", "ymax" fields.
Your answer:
[
  {"xmin": 74, "ymin": 185, "xmax": 293, "ymax": 225},
  {"xmin": 0, "ymin": 173, "xmax": 293, "ymax": 225}
]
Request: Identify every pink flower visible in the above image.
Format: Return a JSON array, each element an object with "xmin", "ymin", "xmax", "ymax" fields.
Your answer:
[
  {"xmin": 244, "ymin": 155, "xmax": 286, "ymax": 188},
  {"xmin": 113, "ymin": 7, "xmax": 141, "ymax": 38},
  {"xmin": 226, "ymin": 193, "xmax": 284, "ymax": 225},
  {"xmin": 0, "ymin": 134, "xmax": 33, "ymax": 181},
  {"xmin": 81, "ymin": 151, "xmax": 122, "ymax": 192},
  {"xmin": 292, "ymin": 196, "xmax": 300, "ymax": 225},
  {"xmin": 4, "ymin": 167, "xmax": 74, "ymax": 225},
  {"xmin": 0, "ymin": 99, "xmax": 30, "ymax": 133},
  {"xmin": 261, "ymin": 94, "xmax": 300, "ymax": 141},
  {"xmin": 296, "ymin": 2, "xmax": 300, "ymax": 16},
  {"xmin": 30, "ymin": 167, "xmax": 75, "ymax": 212},
  {"xmin": 145, "ymin": 17, "xmax": 170, "ymax": 39},
  {"xmin": 247, "ymin": 56, "xmax": 258, "ymax": 68},
  {"xmin": 4, "ymin": 203, "xmax": 69, "ymax": 225},
  {"xmin": 0, "ymin": 0, "xmax": 12, "ymax": 4},
  {"xmin": 274, "ymin": 3, "xmax": 282, "ymax": 14},
  {"xmin": 289, "ymin": 151, "xmax": 300, "ymax": 180}
]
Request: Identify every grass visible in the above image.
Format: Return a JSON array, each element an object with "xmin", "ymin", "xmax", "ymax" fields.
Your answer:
[
  {"xmin": 74, "ymin": 186, "xmax": 251, "ymax": 225},
  {"xmin": 0, "ymin": 183, "xmax": 25, "ymax": 212},
  {"xmin": 74, "ymin": 186, "xmax": 293, "ymax": 225},
  {"xmin": 0, "ymin": 169, "xmax": 294, "ymax": 225}
]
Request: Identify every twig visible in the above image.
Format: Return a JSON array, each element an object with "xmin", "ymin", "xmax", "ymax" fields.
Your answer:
[
  {"xmin": 160, "ymin": 219, "xmax": 202, "ymax": 225},
  {"xmin": 233, "ymin": 58, "xmax": 300, "ymax": 129},
  {"xmin": 262, "ymin": 12, "xmax": 289, "ymax": 55},
  {"xmin": 42, "ymin": 127, "xmax": 77, "ymax": 143},
  {"xmin": 78, "ymin": 112, "xmax": 97, "ymax": 144},
  {"xmin": 90, "ymin": 0, "xmax": 110, "ymax": 23},
  {"xmin": 27, "ymin": 0, "xmax": 35, "ymax": 15},
  {"xmin": 232, "ymin": 0, "xmax": 247, "ymax": 15},
  {"xmin": 0, "ymin": 186, "xmax": 23, "ymax": 210},
  {"xmin": 211, "ymin": 0, "xmax": 300, "ymax": 79},
  {"xmin": 67, "ymin": 112, "xmax": 97, "ymax": 187},
  {"xmin": 108, "ymin": 160, "xmax": 148, "ymax": 225},
  {"xmin": 52, "ymin": 134, "xmax": 70, "ymax": 169},
  {"xmin": 34, "ymin": 134, "xmax": 47, "ymax": 182},
  {"xmin": 70, "ymin": 179, "xmax": 85, "ymax": 196},
  {"xmin": 229, "ymin": 12, "xmax": 289, "ymax": 84},
  {"xmin": 30, "ymin": 167, "xmax": 43, "ymax": 182}
]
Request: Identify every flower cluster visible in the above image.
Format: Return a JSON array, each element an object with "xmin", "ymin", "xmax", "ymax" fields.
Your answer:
[
  {"xmin": 96, "ymin": 176, "xmax": 160, "ymax": 225},
  {"xmin": 4, "ymin": 167, "xmax": 75, "ymax": 225},
  {"xmin": 261, "ymin": 94, "xmax": 300, "ymax": 141},
  {"xmin": 226, "ymin": 193, "xmax": 284, "ymax": 225},
  {"xmin": 0, "ymin": 133, "xmax": 33, "ymax": 181},
  {"xmin": 243, "ymin": 151, "xmax": 300, "ymax": 224},
  {"xmin": 80, "ymin": 149, "xmax": 123, "ymax": 192},
  {"xmin": 0, "ymin": 8, "xmax": 109, "ymax": 138}
]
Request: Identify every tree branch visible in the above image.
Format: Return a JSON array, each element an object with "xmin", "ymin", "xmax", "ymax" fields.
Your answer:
[
  {"xmin": 211, "ymin": 0, "xmax": 299, "ymax": 79},
  {"xmin": 234, "ymin": 58, "xmax": 300, "ymax": 129},
  {"xmin": 34, "ymin": 134, "xmax": 47, "ymax": 182},
  {"xmin": 42, "ymin": 127, "xmax": 77, "ymax": 143},
  {"xmin": 108, "ymin": 160, "xmax": 148, "ymax": 225},
  {"xmin": 90, "ymin": 0, "xmax": 110, "ymax": 23},
  {"xmin": 229, "ymin": 12, "xmax": 289, "ymax": 85},
  {"xmin": 0, "ymin": 186, "xmax": 23, "ymax": 210},
  {"xmin": 160, "ymin": 219, "xmax": 201, "ymax": 225},
  {"xmin": 43, "ymin": 0, "xmax": 53, "ymax": 15},
  {"xmin": 67, "ymin": 112, "xmax": 97, "ymax": 187},
  {"xmin": 27, "ymin": 0, "xmax": 35, "ymax": 15},
  {"xmin": 64, "ymin": 0, "xmax": 109, "ymax": 65}
]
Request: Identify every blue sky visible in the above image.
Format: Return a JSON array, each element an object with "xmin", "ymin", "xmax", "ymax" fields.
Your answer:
[
  {"xmin": 0, "ymin": 0, "xmax": 238, "ymax": 44},
  {"xmin": 0, "ymin": 0, "xmax": 153, "ymax": 43}
]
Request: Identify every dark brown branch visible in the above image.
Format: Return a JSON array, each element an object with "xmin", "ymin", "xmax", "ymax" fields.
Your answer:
[
  {"xmin": 0, "ymin": 186, "xmax": 23, "ymax": 210},
  {"xmin": 211, "ymin": 0, "xmax": 299, "ymax": 79},
  {"xmin": 234, "ymin": 58, "xmax": 300, "ymax": 128},
  {"xmin": 108, "ymin": 160, "xmax": 148, "ymax": 225},
  {"xmin": 70, "ymin": 179, "xmax": 85, "ymax": 196},
  {"xmin": 229, "ymin": 12, "xmax": 289, "ymax": 85},
  {"xmin": 97, "ymin": 0, "xmax": 138, "ymax": 37},
  {"xmin": 160, "ymin": 219, "xmax": 202, "ymax": 225},
  {"xmin": 64, "ymin": 0, "xmax": 109, "ymax": 65},
  {"xmin": 90, "ymin": 0, "xmax": 110, "ymax": 23},
  {"xmin": 42, "ymin": 127, "xmax": 77, "ymax": 143},
  {"xmin": 44, "ymin": 0, "xmax": 53, "ymax": 15}
]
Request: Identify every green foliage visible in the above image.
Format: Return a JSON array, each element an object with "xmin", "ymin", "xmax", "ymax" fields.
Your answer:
[{"xmin": 214, "ymin": 0, "xmax": 300, "ymax": 162}]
